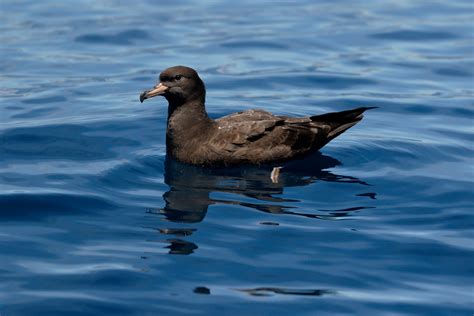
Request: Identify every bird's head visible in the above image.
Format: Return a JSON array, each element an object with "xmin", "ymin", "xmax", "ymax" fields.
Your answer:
[{"xmin": 140, "ymin": 66, "xmax": 205, "ymax": 106}]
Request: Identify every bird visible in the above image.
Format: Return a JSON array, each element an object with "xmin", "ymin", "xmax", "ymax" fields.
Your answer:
[{"xmin": 140, "ymin": 66, "xmax": 375, "ymax": 166}]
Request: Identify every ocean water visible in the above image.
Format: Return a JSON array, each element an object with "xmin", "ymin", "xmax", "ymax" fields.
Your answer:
[{"xmin": 1, "ymin": 1, "xmax": 473, "ymax": 315}]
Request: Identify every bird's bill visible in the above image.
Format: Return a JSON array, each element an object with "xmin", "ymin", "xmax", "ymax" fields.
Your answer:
[{"xmin": 140, "ymin": 83, "xmax": 169, "ymax": 103}]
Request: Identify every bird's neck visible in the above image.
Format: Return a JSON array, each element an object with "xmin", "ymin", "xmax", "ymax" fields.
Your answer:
[{"xmin": 166, "ymin": 100, "xmax": 214, "ymax": 155}]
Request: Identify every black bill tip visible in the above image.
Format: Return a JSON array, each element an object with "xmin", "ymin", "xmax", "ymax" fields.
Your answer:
[{"xmin": 139, "ymin": 91, "xmax": 148, "ymax": 103}]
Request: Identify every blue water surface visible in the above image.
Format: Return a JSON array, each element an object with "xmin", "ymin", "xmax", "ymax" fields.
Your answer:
[{"xmin": 1, "ymin": 1, "xmax": 473, "ymax": 315}]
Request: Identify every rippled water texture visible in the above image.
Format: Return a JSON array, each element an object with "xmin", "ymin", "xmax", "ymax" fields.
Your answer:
[{"xmin": 1, "ymin": 1, "xmax": 473, "ymax": 315}]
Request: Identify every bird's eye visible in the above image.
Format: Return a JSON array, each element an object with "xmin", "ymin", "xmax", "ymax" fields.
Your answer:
[{"xmin": 174, "ymin": 75, "xmax": 183, "ymax": 81}]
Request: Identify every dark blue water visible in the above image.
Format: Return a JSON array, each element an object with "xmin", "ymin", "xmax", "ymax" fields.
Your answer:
[{"xmin": 1, "ymin": 1, "xmax": 473, "ymax": 315}]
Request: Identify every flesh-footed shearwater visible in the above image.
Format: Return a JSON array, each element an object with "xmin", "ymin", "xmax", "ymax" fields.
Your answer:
[{"xmin": 140, "ymin": 65, "xmax": 375, "ymax": 166}]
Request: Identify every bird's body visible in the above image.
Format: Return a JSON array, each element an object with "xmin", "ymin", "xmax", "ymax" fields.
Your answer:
[{"xmin": 140, "ymin": 66, "xmax": 374, "ymax": 166}]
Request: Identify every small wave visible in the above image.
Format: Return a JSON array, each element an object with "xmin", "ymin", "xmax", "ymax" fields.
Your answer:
[
  {"xmin": 371, "ymin": 30, "xmax": 456, "ymax": 41},
  {"xmin": 0, "ymin": 193, "xmax": 115, "ymax": 221},
  {"xmin": 75, "ymin": 29, "xmax": 150, "ymax": 46},
  {"xmin": 0, "ymin": 124, "xmax": 140, "ymax": 161}
]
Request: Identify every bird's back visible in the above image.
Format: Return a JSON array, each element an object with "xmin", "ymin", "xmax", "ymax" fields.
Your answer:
[{"xmin": 188, "ymin": 107, "xmax": 374, "ymax": 165}]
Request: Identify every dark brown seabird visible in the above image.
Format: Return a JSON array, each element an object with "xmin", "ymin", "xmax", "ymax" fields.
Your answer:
[{"xmin": 140, "ymin": 65, "xmax": 375, "ymax": 166}]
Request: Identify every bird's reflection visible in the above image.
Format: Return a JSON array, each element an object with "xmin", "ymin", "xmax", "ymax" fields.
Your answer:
[
  {"xmin": 148, "ymin": 152, "xmax": 371, "ymax": 224},
  {"xmin": 146, "ymin": 152, "xmax": 375, "ymax": 254}
]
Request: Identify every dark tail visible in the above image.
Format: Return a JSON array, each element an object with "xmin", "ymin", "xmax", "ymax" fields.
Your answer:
[{"xmin": 311, "ymin": 107, "xmax": 377, "ymax": 142}]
